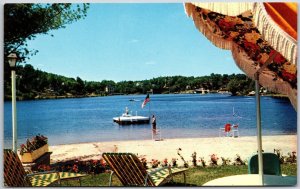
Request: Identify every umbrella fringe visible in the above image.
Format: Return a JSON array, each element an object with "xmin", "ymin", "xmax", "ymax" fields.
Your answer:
[
  {"xmin": 252, "ymin": 3, "xmax": 297, "ymax": 66},
  {"xmin": 189, "ymin": 2, "xmax": 253, "ymax": 16},
  {"xmin": 185, "ymin": 3, "xmax": 232, "ymax": 50}
]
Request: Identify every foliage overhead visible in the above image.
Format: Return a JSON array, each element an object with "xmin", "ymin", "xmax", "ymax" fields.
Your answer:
[{"xmin": 4, "ymin": 3, "xmax": 89, "ymax": 63}]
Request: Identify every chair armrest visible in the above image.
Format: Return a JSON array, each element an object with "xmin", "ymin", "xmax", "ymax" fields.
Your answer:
[
  {"xmin": 147, "ymin": 167, "xmax": 169, "ymax": 175},
  {"xmin": 24, "ymin": 170, "xmax": 60, "ymax": 185},
  {"xmin": 108, "ymin": 170, "xmax": 114, "ymax": 186},
  {"xmin": 26, "ymin": 170, "xmax": 58, "ymax": 177},
  {"xmin": 145, "ymin": 167, "xmax": 170, "ymax": 186}
]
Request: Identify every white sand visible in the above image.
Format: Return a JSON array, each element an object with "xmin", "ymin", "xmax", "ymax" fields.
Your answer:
[{"xmin": 49, "ymin": 135, "xmax": 297, "ymax": 165}]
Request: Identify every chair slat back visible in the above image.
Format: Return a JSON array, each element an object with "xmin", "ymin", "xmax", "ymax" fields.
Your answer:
[
  {"xmin": 103, "ymin": 153, "xmax": 155, "ymax": 186},
  {"xmin": 4, "ymin": 149, "xmax": 32, "ymax": 187},
  {"xmin": 248, "ymin": 152, "xmax": 282, "ymax": 176}
]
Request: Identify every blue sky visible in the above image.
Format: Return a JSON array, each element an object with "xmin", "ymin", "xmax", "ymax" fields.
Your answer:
[{"xmin": 26, "ymin": 3, "xmax": 242, "ymax": 82}]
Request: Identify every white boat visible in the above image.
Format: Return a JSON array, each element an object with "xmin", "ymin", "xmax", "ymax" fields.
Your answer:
[{"xmin": 113, "ymin": 107, "xmax": 150, "ymax": 125}]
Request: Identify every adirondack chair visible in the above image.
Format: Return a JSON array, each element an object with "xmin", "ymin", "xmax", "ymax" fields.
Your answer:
[
  {"xmin": 248, "ymin": 153, "xmax": 282, "ymax": 176},
  {"xmin": 3, "ymin": 149, "xmax": 86, "ymax": 187},
  {"xmin": 102, "ymin": 152, "xmax": 188, "ymax": 186}
]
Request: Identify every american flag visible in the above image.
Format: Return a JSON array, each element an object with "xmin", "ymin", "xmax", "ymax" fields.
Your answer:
[{"xmin": 141, "ymin": 94, "xmax": 150, "ymax": 108}]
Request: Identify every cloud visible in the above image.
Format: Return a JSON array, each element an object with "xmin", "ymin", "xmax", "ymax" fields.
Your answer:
[
  {"xmin": 145, "ymin": 61, "xmax": 157, "ymax": 65},
  {"xmin": 129, "ymin": 39, "xmax": 139, "ymax": 43}
]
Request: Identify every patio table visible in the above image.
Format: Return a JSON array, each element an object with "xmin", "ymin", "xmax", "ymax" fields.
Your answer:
[{"xmin": 203, "ymin": 174, "xmax": 297, "ymax": 186}]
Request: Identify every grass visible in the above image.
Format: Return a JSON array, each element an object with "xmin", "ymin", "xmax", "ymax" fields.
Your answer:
[{"xmin": 53, "ymin": 164, "xmax": 297, "ymax": 187}]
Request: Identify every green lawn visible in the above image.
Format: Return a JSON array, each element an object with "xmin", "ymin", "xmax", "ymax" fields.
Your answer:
[{"xmin": 54, "ymin": 164, "xmax": 297, "ymax": 187}]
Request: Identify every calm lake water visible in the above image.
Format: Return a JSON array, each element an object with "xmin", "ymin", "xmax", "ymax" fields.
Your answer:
[{"xmin": 4, "ymin": 94, "xmax": 297, "ymax": 148}]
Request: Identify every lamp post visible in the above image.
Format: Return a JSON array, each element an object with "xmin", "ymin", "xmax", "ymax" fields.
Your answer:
[{"xmin": 8, "ymin": 53, "xmax": 18, "ymax": 153}]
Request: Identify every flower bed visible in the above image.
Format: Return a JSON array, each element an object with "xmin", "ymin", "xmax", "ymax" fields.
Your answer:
[
  {"xmin": 21, "ymin": 144, "xmax": 49, "ymax": 163},
  {"xmin": 32, "ymin": 148, "xmax": 296, "ymax": 176},
  {"xmin": 20, "ymin": 134, "xmax": 48, "ymax": 163}
]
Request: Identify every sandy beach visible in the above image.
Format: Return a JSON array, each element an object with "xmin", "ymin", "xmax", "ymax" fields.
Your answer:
[{"xmin": 48, "ymin": 134, "xmax": 297, "ymax": 166}]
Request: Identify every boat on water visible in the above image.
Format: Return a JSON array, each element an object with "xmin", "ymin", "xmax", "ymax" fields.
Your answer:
[
  {"xmin": 129, "ymin": 99, "xmax": 140, "ymax": 102},
  {"xmin": 113, "ymin": 107, "xmax": 150, "ymax": 125}
]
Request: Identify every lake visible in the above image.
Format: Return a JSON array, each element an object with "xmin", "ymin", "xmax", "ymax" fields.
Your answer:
[{"xmin": 4, "ymin": 94, "xmax": 297, "ymax": 148}]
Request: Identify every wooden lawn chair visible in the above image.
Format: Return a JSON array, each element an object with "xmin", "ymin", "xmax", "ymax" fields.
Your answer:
[
  {"xmin": 4, "ymin": 149, "xmax": 86, "ymax": 187},
  {"xmin": 102, "ymin": 152, "xmax": 188, "ymax": 186}
]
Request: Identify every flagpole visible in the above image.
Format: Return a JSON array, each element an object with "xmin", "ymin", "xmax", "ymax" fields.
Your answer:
[{"xmin": 149, "ymin": 95, "xmax": 151, "ymax": 117}]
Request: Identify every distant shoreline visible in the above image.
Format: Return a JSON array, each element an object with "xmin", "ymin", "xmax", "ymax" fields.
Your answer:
[{"xmin": 4, "ymin": 92, "xmax": 288, "ymax": 101}]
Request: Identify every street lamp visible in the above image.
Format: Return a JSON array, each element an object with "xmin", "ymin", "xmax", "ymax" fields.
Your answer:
[{"xmin": 7, "ymin": 53, "xmax": 18, "ymax": 153}]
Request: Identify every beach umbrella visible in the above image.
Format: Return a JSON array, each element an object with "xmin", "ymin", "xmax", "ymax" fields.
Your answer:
[{"xmin": 184, "ymin": 2, "xmax": 297, "ymax": 185}]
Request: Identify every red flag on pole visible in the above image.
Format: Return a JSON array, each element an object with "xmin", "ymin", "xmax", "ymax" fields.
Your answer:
[{"xmin": 141, "ymin": 94, "xmax": 150, "ymax": 108}]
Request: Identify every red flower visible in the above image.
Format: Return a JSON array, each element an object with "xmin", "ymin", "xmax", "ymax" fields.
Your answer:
[
  {"xmin": 99, "ymin": 159, "xmax": 106, "ymax": 166},
  {"xmin": 163, "ymin": 158, "xmax": 168, "ymax": 164},
  {"xmin": 92, "ymin": 160, "xmax": 98, "ymax": 165},
  {"xmin": 46, "ymin": 165, "xmax": 51, "ymax": 171},
  {"xmin": 38, "ymin": 164, "xmax": 51, "ymax": 172},
  {"xmin": 73, "ymin": 164, "xmax": 79, "ymax": 173}
]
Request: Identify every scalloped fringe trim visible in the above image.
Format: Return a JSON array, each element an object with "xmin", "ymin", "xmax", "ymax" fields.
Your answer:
[
  {"xmin": 185, "ymin": 3, "xmax": 232, "ymax": 50},
  {"xmin": 252, "ymin": 3, "xmax": 297, "ymax": 66},
  {"xmin": 190, "ymin": 2, "xmax": 254, "ymax": 16}
]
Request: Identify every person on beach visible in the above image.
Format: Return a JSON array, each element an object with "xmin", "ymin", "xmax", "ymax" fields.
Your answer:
[{"xmin": 152, "ymin": 115, "xmax": 157, "ymax": 131}]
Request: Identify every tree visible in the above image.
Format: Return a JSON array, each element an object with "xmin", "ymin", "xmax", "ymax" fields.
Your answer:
[
  {"xmin": 227, "ymin": 79, "xmax": 241, "ymax": 96},
  {"xmin": 210, "ymin": 73, "xmax": 222, "ymax": 90},
  {"xmin": 75, "ymin": 77, "xmax": 85, "ymax": 95},
  {"xmin": 4, "ymin": 3, "xmax": 89, "ymax": 63}
]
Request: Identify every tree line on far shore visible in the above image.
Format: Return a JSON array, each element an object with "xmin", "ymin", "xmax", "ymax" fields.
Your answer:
[{"xmin": 4, "ymin": 64, "xmax": 258, "ymax": 101}]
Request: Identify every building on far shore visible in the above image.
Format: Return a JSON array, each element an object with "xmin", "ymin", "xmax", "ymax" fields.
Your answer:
[
  {"xmin": 105, "ymin": 85, "xmax": 114, "ymax": 95},
  {"xmin": 194, "ymin": 88, "xmax": 210, "ymax": 94}
]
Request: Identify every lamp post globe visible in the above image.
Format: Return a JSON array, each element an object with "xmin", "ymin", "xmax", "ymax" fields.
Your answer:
[
  {"xmin": 8, "ymin": 53, "xmax": 18, "ymax": 153},
  {"xmin": 8, "ymin": 53, "xmax": 17, "ymax": 68}
]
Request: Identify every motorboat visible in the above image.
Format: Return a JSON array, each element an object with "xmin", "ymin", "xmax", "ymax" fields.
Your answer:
[
  {"xmin": 113, "ymin": 107, "xmax": 150, "ymax": 125},
  {"xmin": 129, "ymin": 99, "xmax": 140, "ymax": 102},
  {"xmin": 113, "ymin": 114, "xmax": 150, "ymax": 125}
]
